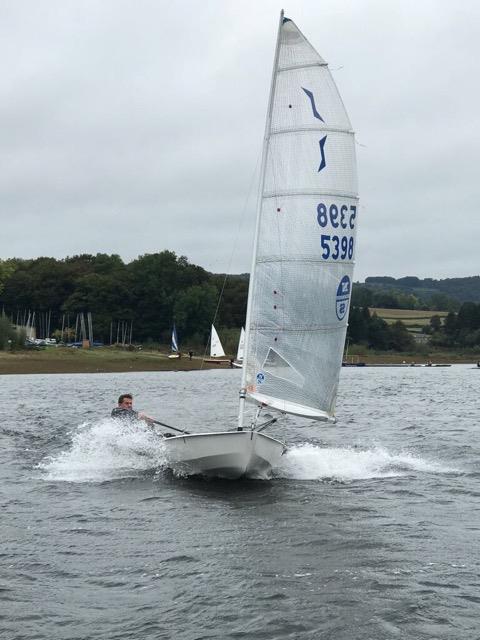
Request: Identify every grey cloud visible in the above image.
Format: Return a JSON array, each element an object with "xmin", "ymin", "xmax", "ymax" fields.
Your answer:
[{"xmin": 1, "ymin": 0, "xmax": 479, "ymax": 282}]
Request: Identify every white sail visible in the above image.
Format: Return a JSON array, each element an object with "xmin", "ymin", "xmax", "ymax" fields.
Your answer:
[
  {"xmin": 171, "ymin": 324, "xmax": 179, "ymax": 352},
  {"xmin": 236, "ymin": 327, "xmax": 245, "ymax": 362},
  {"xmin": 241, "ymin": 16, "xmax": 358, "ymax": 422},
  {"xmin": 210, "ymin": 325, "xmax": 226, "ymax": 358}
]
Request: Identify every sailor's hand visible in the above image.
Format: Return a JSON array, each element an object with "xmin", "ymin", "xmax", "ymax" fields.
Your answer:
[{"xmin": 139, "ymin": 412, "xmax": 155, "ymax": 425}]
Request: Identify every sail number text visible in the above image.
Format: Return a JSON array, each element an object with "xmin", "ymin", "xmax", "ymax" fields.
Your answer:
[
  {"xmin": 317, "ymin": 203, "xmax": 356, "ymax": 261},
  {"xmin": 317, "ymin": 203, "xmax": 356, "ymax": 229}
]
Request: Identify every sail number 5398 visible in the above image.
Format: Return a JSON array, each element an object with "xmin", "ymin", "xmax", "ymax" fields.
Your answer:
[
  {"xmin": 317, "ymin": 202, "xmax": 356, "ymax": 260},
  {"xmin": 317, "ymin": 203, "xmax": 356, "ymax": 229},
  {"xmin": 320, "ymin": 234, "xmax": 354, "ymax": 260}
]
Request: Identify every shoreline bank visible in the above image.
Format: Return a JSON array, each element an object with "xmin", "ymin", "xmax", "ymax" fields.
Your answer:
[
  {"xmin": 0, "ymin": 348, "xmax": 235, "ymax": 375},
  {"xmin": 0, "ymin": 347, "xmax": 477, "ymax": 375}
]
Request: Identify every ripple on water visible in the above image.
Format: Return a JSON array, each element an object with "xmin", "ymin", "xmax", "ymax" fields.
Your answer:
[{"xmin": 2, "ymin": 367, "xmax": 479, "ymax": 639}]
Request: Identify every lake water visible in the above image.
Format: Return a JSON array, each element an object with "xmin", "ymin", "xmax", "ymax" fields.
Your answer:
[{"xmin": 2, "ymin": 365, "xmax": 479, "ymax": 639}]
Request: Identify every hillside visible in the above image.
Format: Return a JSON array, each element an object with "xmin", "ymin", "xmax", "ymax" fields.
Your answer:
[
  {"xmin": 370, "ymin": 308, "xmax": 448, "ymax": 328},
  {"xmin": 361, "ymin": 276, "xmax": 480, "ymax": 304}
]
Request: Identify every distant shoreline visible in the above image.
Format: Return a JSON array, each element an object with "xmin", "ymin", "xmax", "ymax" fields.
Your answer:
[
  {"xmin": 0, "ymin": 347, "xmax": 477, "ymax": 375},
  {"xmin": 0, "ymin": 348, "xmax": 235, "ymax": 375}
]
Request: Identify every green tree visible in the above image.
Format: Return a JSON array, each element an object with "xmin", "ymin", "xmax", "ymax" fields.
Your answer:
[
  {"xmin": 389, "ymin": 321, "xmax": 415, "ymax": 351},
  {"xmin": 63, "ymin": 271, "xmax": 134, "ymax": 342},
  {"xmin": 429, "ymin": 292, "xmax": 458, "ymax": 312},
  {"xmin": 351, "ymin": 285, "xmax": 373, "ymax": 308},
  {"xmin": 429, "ymin": 315, "xmax": 442, "ymax": 333},
  {"xmin": 367, "ymin": 313, "xmax": 390, "ymax": 350},
  {"xmin": 0, "ymin": 259, "xmax": 17, "ymax": 297},
  {"xmin": 173, "ymin": 283, "xmax": 219, "ymax": 344},
  {"xmin": 212, "ymin": 274, "xmax": 248, "ymax": 328},
  {"xmin": 443, "ymin": 312, "xmax": 458, "ymax": 337},
  {"xmin": 457, "ymin": 302, "xmax": 480, "ymax": 331},
  {"xmin": 0, "ymin": 316, "xmax": 22, "ymax": 350},
  {"xmin": 128, "ymin": 251, "xmax": 209, "ymax": 341},
  {"xmin": 347, "ymin": 306, "xmax": 369, "ymax": 344},
  {"xmin": 372, "ymin": 291, "xmax": 400, "ymax": 309}
]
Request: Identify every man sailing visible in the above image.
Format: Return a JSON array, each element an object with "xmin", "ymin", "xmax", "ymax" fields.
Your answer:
[{"xmin": 111, "ymin": 393, "xmax": 154, "ymax": 425}]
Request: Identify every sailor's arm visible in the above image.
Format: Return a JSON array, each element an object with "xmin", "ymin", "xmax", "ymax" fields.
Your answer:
[{"xmin": 138, "ymin": 412, "xmax": 155, "ymax": 425}]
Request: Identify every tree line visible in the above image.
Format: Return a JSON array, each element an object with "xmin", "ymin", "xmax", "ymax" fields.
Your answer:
[
  {"xmin": 352, "ymin": 281, "xmax": 460, "ymax": 312},
  {"xmin": 426, "ymin": 304, "xmax": 480, "ymax": 349},
  {"xmin": 346, "ymin": 306, "xmax": 416, "ymax": 352},
  {"xmin": 358, "ymin": 275, "xmax": 480, "ymax": 307},
  {"xmin": 0, "ymin": 252, "xmax": 247, "ymax": 347},
  {"xmin": 1, "ymin": 253, "xmax": 479, "ymax": 352}
]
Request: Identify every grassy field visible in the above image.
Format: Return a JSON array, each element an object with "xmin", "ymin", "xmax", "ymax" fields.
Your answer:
[
  {"xmin": 343, "ymin": 349, "xmax": 478, "ymax": 365},
  {"xmin": 370, "ymin": 308, "xmax": 449, "ymax": 326},
  {"xmin": 0, "ymin": 347, "xmax": 234, "ymax": 375}
]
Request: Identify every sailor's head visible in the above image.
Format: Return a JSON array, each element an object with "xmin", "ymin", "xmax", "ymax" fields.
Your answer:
[{"xmin": 118, "ymin": 393, "xmax": 133, "ymax": 408}]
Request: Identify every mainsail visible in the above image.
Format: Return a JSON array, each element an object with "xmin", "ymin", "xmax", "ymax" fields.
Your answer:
[{"xmin": 241, "ymin": 15, "xmax": 358, "ymax": 421}]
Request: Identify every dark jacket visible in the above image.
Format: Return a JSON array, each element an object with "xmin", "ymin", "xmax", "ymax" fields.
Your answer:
[{"xmin": 111, "ymin": 407, "xmax": 139, "ymax": 420}]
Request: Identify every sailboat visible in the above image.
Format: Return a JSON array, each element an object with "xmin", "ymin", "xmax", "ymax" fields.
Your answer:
[
  {"xmin": 162, "ymin": 12, "xmax": 358, "ymax": 479},
  {"xmin": 232, "ymin": 327, "xmax": 245, "ymax": 368},
  {"xmin": 203, "ymin": 325, "xmax": 230, "ymax": 364},
  {"xmin": 168, "ymin": 324, "xmax": 180, "ymax": 358}
]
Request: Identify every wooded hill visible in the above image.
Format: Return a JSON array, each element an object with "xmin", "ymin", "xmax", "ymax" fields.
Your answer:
[
  {"xmin": 0, "ymin": 253, "xmax": 479, "ymax": 351},
  {"xmin": 357, "ymin": 275, "xmax": 480, "ymax": 307},
  {"xmin": 0, "ymin": 252, "xmax": 248, "ymax": 347}
]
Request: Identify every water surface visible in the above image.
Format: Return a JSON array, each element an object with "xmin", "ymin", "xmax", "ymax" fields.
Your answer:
[{"xmin": 2, "ymin": 366, "xmax": 479, "ymax": 639}]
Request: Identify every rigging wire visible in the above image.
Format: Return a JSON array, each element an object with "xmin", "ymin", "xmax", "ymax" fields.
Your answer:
[{"xmin": 200, "ymin": 146, "xmax": 263, "ymax": 368}]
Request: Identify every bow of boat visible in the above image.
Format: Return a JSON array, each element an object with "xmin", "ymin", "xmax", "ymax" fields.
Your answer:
[{"xmin": 162, "ymin": 430, "xmax": 286, "ymax": 480}]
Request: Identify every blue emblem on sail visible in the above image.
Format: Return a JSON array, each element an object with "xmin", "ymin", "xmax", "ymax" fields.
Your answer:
[
  {"xmin": 335, "ymin": 276, "xmax": 351, "ymax": 321},
  {"xmin": 256, "ymin": 372, "xmax": 265, "ymax": 385},
  {"xmin": 302, "ymin": 88, "xmax": 325, "ymax": 122},
  {"xmin": 318, "ymin": 136, "xmax": 327, "ymax": 172}
]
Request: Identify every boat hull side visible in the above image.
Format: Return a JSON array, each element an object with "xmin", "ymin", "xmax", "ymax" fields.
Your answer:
[{"xmin": 162, "ymin": 431, "xmax": 286, "ymax": 480}]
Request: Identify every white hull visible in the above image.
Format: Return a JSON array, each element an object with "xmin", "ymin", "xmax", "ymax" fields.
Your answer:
[{"xmin": 162, "ymin": 431, "xmax": 286, "ymax": 479}]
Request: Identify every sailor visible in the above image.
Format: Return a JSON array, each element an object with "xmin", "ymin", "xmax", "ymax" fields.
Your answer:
[{"xmin": 111, "ymin": 393, "xmax": 154, "ymax": 425}]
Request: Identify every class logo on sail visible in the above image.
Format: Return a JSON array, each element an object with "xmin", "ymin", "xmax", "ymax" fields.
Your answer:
[
  {"xmin": 335, "ymin": 275, "xmax": 351, "ymax": 321},
  {"xmin": 302, "ymin": 87, "xmax": 327, "ymax": 172}
]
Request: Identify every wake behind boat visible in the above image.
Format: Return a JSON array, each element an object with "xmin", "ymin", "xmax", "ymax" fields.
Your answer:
[{"xmin": 163, "ymin": 12, "xmax": 359, "ymax": 479}]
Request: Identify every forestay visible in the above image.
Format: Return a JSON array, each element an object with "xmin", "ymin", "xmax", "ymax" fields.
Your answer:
[{"xmin": 242, "ymin": 15, "xmax": 358, "ymax": 421}]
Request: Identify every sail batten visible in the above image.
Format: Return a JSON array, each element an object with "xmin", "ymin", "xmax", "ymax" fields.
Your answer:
[
  {"xmin": 270, "ymin": 127, "xmax": 354, "ymax": 136},
  {"xmin": 240, "ymin": 15, "xmax": 358, "ymax": 422},
  {"xmin": 278, "ymin": 62, "xmax": 328, "ymax": 72},
  {"xmin": 251, "ymin": 324, "xmax": 349, "ymax": 332},
  {"xmin": 256, "ymin": 256, "xmax": 355, "ymax": 265},
  {"xmin": 263, "ymin": 190, "xmax": 358, "ymax": 198}
]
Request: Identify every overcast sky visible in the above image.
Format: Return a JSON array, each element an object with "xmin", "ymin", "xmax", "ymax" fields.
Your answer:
[{"xmin": 1, "ymin": 0, "xmax": 479, "ymax": 281}]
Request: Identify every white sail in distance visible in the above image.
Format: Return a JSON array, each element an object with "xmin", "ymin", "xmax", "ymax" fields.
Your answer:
[
  {"xmin": 236, "ymin": 327, "xmax": 245, "ymax": 362},
  {"xmin": 242, "ymin": 16, "xmax": 358, "ymax": 421},
  {"xmin": 210, "ymin": 325, "xmax": 226, "ymax": 358},
  {"xmin": 171, "ymin": 324, "xmax": 179, "ymax": 352}
]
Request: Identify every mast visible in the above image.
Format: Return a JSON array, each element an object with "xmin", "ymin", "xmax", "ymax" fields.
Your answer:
[{"xmin": 238, "ymin": 10, "xmax": 284, "ymax": 430}]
